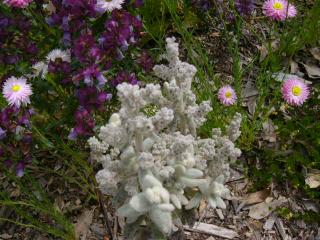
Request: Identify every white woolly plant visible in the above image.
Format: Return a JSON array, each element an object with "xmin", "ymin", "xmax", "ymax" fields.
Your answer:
[{"xmin": 88, "ymin": 37, "xmax": 242, "ymax": 236}]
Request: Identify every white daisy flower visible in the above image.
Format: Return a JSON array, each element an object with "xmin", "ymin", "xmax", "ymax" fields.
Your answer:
[
  {"xmin": 95, "ymin": 0, "xmax": 125, "ymax": 13},
  {"xmin": 31, "ymin": 61, "xmax": 48, "ymax": 78},
  {"xmin": 46, "ymin": 49, "xmax": 71, "ymax": 63}
]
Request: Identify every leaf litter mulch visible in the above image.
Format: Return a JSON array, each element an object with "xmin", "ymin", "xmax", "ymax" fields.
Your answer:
[{"xmin": 1, "ymin": 164, "xmax": 319, "ymax": 240}]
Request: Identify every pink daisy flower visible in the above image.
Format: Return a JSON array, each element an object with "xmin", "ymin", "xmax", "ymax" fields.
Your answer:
[
  {"xmin": 3, "ymin": 0, "xmax": 33, "ymax": 8},
  {"xmin": 218, "ymin": 85, "xmax": 237, "ymax": 106},
  {"xmin": 2, "ymin": 77, "xmax": 32, "ymax": 108},
  {"xmin": 281, "ymin": 78, "xmax": 309, "ymax": 106},
  {"xmin": 262, "ymin": 0, "xmax": 297, "ymax": 21}
]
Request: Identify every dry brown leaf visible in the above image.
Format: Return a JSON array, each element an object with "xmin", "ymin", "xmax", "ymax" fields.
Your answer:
[
  {"xmin": 262, "ymin": 119, "xmax": 277, "ymax": 143},
  {"xmin": 310, "ymin": 48, "xmax": 320, "ymax": 61},
  {"xmin": 199, "ymin": 199, "xmax": 207, "ymax": 214},
  {"xmin": 0, "ymin": 233, "xmax": 13, "ymax": 239},
  {"xmin": 257, "ymin": 40, "xmax": 279, "ymax": 62},
  {"xmin": 246, "ymin": 219, "xmax": 263, "ymax": 231},
  {"xmin": 272, "ymin": 72, "xmax": 301, "ymax": 82},
  {"xmin": 240, "ymin": 188, "xmax": 271, "ymax": 206},
  {"xmin": 209, "ymin": 32, "xmax": 220, "ymax": 38},
  {"xmin": 263, "ymin": 213, "xmax": 277, "ymax": 230},
  {"xmin": 75, "ymin": 208, "xmax": 94, "ymax": 240},
  {"xmin": 248, "ymin": 197, "xmax": 286, "ymax": 220},
  {"xmin": 302, "ymin": 63, "xmax": 320, "ymax": 79},
  {"xmin": 290, "ymin": 60, "xmax": 299, "ymax": 74},
  {"xmin": 242, "ymin": 81, "xmax": 259, "ymax": 99},
  {"xmin": 305, "ymin": 169, "xmax": 320, "ymax": 189}
]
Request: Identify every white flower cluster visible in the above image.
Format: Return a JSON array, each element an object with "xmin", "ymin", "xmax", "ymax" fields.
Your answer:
[
  {"xmin": 88, "ymin": 38, "xmax": 242, "ymax": 235},
  {"xmin": 29, "ymin": 49, "xmax": 71, "ymax": 78}
]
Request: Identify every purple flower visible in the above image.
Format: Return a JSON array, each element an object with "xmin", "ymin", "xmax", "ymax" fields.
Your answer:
[
  {"xmin": 17, "ymin": 109, "xmax": 32, "ymax": 127},
  {"xmin": 0, "ymin": 147, "xmax": 4, "ymax": 157},
  {"xmin": 25, "ymin": 42, "xmax": 38, "ymax": 54},
  {"xmin": 69, "ymin": 108, "xmax": 96, "ymax": 139},
  {"xmin": 192, "ymin": 0, "xmax": 212, "ymax": 11},
  {"xmin": 136, "ymin": 51, "xmax": 154, "ymax": 72},
  {"xmin": 74, "ymin": 33, "xmax": 101, "ymax": 63},
  {"xmin": 47, "ymin": 0, "xmax": 98, "ymax": 34},
  {"xmin": 4, "ymin": 159, "xmax": 13, "ymax": 169},
  {"xmin": 99, "ymin": 10, "xmax": 142, "ymax": 57},
  {"xmin": 0, "ymin": 107, "xmax": 16, "ymax": 129},
  {"xmin": 74, "ymin": 65, "xmax": 107, "ymax": 87},
  {"xmin": 22, "ymin": 133, "xmax": 33, "ymax": 145},
  {"xmin": 110, "ymin": 71, "xmax": 139, "ymax": 87},
  {"xmin": 0, "ymin": 127, "xmax": 7, "ymax": 140},
  {"xmin": 48, "ymin": 61, "xmax": 71, "ymax": 74},
  {"xmin": 16, "ymin": 161, "xmax": 25, "ymax": 177},
  {"xmin": 5, "ymin": 55, "xmax": 20, "ymax": 64},
  {"xmin": 133, "ymin": 0, "xmax": 143, "ymax": 8},
  {"xmin": 75, "ymin": 86, "xmax": 111, "ymax": 111},
  {"xmin": 0, "ymin": 17, "xmax": 9, "ymax": 27},
  {"xmin": 235, "ymin": 0, "xmax": 255, "ymax": 16},
  {"xmin": 68, "ymin": 129, "xmax": 78, "ymax": 140}
]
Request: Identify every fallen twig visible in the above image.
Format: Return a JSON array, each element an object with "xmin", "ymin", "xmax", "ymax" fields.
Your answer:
[
  {"xmin": 184, "ymin": 222, "xmax": 238, "ymax": 239},
  {"xmin": 97, "ymin": 190, "xmax": 114, "ymax": 240}
]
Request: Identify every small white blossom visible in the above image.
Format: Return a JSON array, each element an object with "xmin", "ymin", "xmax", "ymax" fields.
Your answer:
[
  {"xmin": 31, "ymin": 61, "xmax": 48, "ymax": 78},
  {"xmin": 46, "ymin": 49, "xmax": 71, "ymax": 63}
]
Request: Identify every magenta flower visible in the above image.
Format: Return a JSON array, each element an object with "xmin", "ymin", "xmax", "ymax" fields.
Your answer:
[
  {"xmin": 262, "ymin": 0, "xmax": 297, "ymax": 21},
  {"xmin": 218, "ymin": 86, "xmax": 237, "ymax": 106},
  {"xmin": 281, "ymin": 78, "xmax": 309, "ymax": 106},
  {"xmin": 3, "ymin": 0, "xmax": 32, "ymax": 8},
  {"xmin": 2, "ymin": 77, "xmax": 32, "ymax": 108}
]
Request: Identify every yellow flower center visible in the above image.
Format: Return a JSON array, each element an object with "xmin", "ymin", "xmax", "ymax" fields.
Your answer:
[
  {"xmin": 273, "ymin": 2, "xmax": 284, "ymax": 10},
  {"xmin": 292, "ymin": 86, "xmax": 302, "ymax": 96},
  {"xmin": 225, "ymin": 91, "xmax": 232, "ymax": 98},
  {"xmin": 12, "ymin": 85, "xmax": 21, "ymax": 92}
]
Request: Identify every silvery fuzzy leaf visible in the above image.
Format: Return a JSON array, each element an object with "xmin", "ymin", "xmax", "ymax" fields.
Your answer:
[
  {"xmin": 145, "ymin": 186, "xmax": 170, "ymax": 204},
  {"xmin": 142, "ymin": 138, "xmax": 155, "ymax": 152},
  {"xmin": 208, "ymin": 196, "xmax": 217, "ymax": 209},
  {"xmin": 185, "ymin": 168, "xmax": 204, "ymax": 178},
  {"xmin": 170, "ymin": 194, "xmax": 182, "ymax": 209},
  {"xmin": 179, "ymin": 177, "xmax": 206, "ymax": 187},
  {"xmin": 99, "ymin": 125, "xmax": 127, "ymax": 148},
  {"xmin": 215, "ymin": 175, "xmax": 225, "ymax": 184},
  {"xmin": 157, "ymin": 203, "xmax": 175, "ymax": 212},
  {"xmin": 140, "ymin": 174, "xmax": 162, "ymax": 190},
  {"xmin": 117, "ymin": 204, "xmax": 141, "ymax": 224},
  {"xmin": 177, "ymin": 193, "xmax": 189, "ymax": 206},
  {"xmin": 109, "ymin": 113, "xmax": 122, "ymax": 126},
  {"xmin": 212, "ymin": 196, "xmax": 226, "ymax": 209},
  {"xmin": 129, "ymin": 193, "xmax": 152, "ymax": 213},
  {"xmin": 185, "ymin": 193, "xmax": 202, "ymax": 210},
  {"xmin": 149, "ymin": 208, "xmax": 173, "ymax": 234},
  {"xmin": 120, "ymin": 146, "xmax": 136, "ymax": 161},
  {"xmin": 175, "ymin": 164, "xmax": 187, "ymax": 176},
  {"xmin": 123, "ymin": 157, "xmax": 139, "ymax": 173}
]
